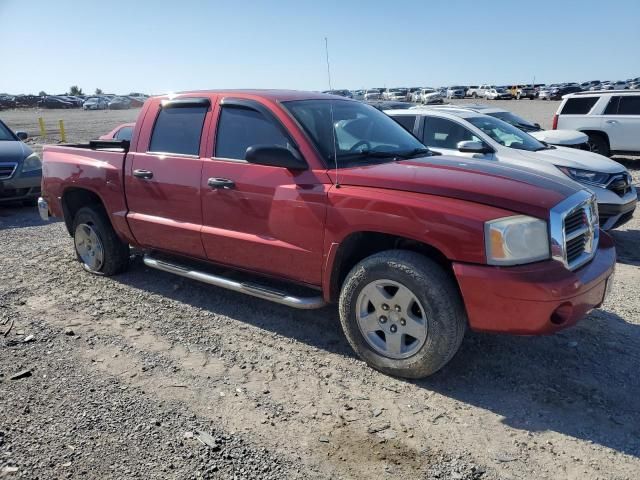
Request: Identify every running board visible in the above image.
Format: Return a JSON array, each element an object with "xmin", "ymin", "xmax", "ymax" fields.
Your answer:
[{"xmin": 143, "ymin": 255, "xmax": 326, "ymax": 310}]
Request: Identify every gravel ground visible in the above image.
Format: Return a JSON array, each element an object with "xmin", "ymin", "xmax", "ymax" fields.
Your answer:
[{"xmin": 1, "ymin": 103, "xmax": 639, "ymax": 479}]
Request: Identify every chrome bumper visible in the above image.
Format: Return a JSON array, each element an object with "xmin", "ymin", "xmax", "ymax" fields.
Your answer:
[{"xmin": 37, "ymin": 197, "xmax": 50, "ymax": 221}]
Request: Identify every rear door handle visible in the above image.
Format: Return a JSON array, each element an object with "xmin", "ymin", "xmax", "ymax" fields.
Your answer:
[
  {"xmin": 133, "ymin": 169, "xmax": 153, "ymax": 179},
  {"xmin": 208, "ymin": 177, "xmax": 235, "ymax": 189},
  {"xmin": 606, "ymin": 120, "xmax": 618, "ymax": 124}
]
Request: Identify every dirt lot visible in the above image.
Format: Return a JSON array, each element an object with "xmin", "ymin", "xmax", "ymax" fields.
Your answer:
[{"xmin": 1, "ymin": 102, "xmax": 639, "ymax": 479}]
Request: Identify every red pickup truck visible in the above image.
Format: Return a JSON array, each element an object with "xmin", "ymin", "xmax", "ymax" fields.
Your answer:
[{"xmin": 38, "ymin": 90, "xmax": 616, "ymax": 378}]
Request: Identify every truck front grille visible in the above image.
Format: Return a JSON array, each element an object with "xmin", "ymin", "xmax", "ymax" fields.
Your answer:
[
  {"xmin": 551, "ymin": 191, "xmax": 599, "ymax": 271},
  {"xmin": 0, "ymin": 162, "xmax": 17, "ymax": 180}
]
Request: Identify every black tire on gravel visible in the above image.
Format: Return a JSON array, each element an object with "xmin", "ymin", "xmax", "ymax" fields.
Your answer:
[
  {"xmin": 72, "ymin": 206, "xmax": 129, "ymax": 276},
  {"xmin": 338, "ymin": 250, "xmax": 466, "ymax": 379},
  {"xmin": 587, "ymin": 133, "xmax": 610, "ymax": 157}
]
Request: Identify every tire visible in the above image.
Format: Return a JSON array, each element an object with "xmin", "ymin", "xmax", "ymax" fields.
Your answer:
[
  {"xmin": 338, "ymin": 250, "xmax": 466, "ymax": 379},
  {"xmin": 472, "ymin": 92, "xmax": 477, "ymax": 98},
  {"xmin": 72, "ymin": 206, "xmax": 129, "ymax": 276},
  {"xmin": 587, "ymin": 133, "xmax": 610, "ymax": 157}
]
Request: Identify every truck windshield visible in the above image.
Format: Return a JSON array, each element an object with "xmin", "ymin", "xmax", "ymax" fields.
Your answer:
[
  {"xmin": 283, "ymin": 99, "xmax": 429, "ymax": 167},
  {"xmin": 467, "ymin": 116, "xmax": 548, "ymax": 151}
]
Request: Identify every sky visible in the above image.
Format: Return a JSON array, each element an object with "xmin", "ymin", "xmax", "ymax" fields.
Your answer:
[{"xmin": 1, "ymin": 0, "xmax": 639, "ymax": 95}]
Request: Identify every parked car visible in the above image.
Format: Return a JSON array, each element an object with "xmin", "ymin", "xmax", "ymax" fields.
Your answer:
[
  {"xmin": 511, "ymin": 85, "xmax": 535, "ymax": 100},
  {"xmin": 484, "ymin": 88, "xmax": 512, "ymax": 100},
  {"xmin": 545, "ymin": 85, "xmax": 583, "ymax": 100},
  {"xmin": 83, "ymin": 97, "xmax": 109, "ymax": 110},
  {"xmin": 465, "ymin": 86, "xmax": 479, "ymax": 98},
  {"xmin": 427, "ymin": 104, "xmax": 588, "ymax": 147},
  {"xmin": 0, "ymin": 119, "xmax": 41, "ymax": 205},
  {"xmin": 127, "ymin": 96, "xmax": 145, "ymax": 107},
  {"xmin": 601, "ymin": 81, "xmax": 628, "ymax": 90},
  {"xmin": 407, "ymin": 88, "xmax": 421, "ymax": 102},
  {"xmin": 363, "ymin": 89, "xmax": 383, "ymax": 101},
  {"xmin": 0, "ymin": 95, "xmax": 17, "ymax": 109},
  {"xmin": 99, "ymin": 123, "xmax": 135, "ymax": 141},
  {"xmin": 553, "ymin": 90, "xmax": 640, "ymax": 158},
  {"xmin": 384, "ymin": 88, "xmax": 409, "ymax": 101},
  {"xmin": 418, "ymin": 88, "xmax": 444, "ymax": 104},
  {"xmin": 386, "ymin": 107, "xmax": 636, "ymax": 230},
  {"xmin": 108, "ymin": 96, "xmax": 132, "ymax": 110},
  {"xmin": 38, "ymin": 96, "xmax": 74, "ymax": 109},
  {"xmin": 38, "ymin": 90, "xmax": 615, "ymax": 379},
  {"xmin": 57, "ymin": 96, "xmax": 83, "ymax": 107},
  {"xmin": 467, "ymin": 84, "xmax": 494, "ymax": 98},
  {"xmin": 352, "ymin": 90, "xmax": 366, "ymax": 100},
  {"xmin": 446, "ymin": 86, "xmax": 466, "ymax": 99},
  {"xmin": 580, "ymin": 80, "xmax": 601, "ymax": 91}
]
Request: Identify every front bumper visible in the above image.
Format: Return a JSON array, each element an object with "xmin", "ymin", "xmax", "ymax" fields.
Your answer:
[
  {"xmin": 453, "ymin": 232, "xmax": 616, "ymax": 335},
  {"xmin": 599, "ymin": 199, "xmax": 637, "ymax": 230},
  {"xmin": 0, "ymin": 170, "xmax": 42, "ymax": 203}
]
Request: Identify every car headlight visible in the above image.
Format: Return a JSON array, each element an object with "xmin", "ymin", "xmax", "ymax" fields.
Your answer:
[
  {"xmin": 22, "ymin": 153, "xmax": 42, "ymax": 172},
  {"xmin": 485, "ymin": 215, "xmax": 550, "ymax": 266},
  {"xmin": 557, "ymin": 166, "xmax": 609, "ymax": 187}
]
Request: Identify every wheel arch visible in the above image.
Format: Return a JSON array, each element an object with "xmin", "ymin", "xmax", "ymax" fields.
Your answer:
[
  {"xmin": 326, "ymin": 231, "xmax": 455, "ymax": 304},
  {"xmin": 61, "ymin": 187, "xmax": 107, "ymax": 235}
]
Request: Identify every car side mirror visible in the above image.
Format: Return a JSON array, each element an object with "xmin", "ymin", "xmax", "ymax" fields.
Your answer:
[
  {"xmin": 16, "ymin": 131, "xmax": 28, "ymax": 141},
  {"xmin": 245, "ymin": 145, "xmax": 307, "ymax": 170},
  {"xmin": 534, "ymin": 123, "xmax": 541, "ymax": 129},
  {"xmin": 457, "ymin": 140, "xmax": 492, "ymax": 154}
]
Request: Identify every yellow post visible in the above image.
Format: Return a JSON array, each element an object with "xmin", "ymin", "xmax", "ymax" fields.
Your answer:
[
  {"xmin": 58, "ymin": 120, "xmax": 67, "ymax": 143},
  {"xmin": 38, "ymin": 117, "xmax": 46, "ymax": 139}
]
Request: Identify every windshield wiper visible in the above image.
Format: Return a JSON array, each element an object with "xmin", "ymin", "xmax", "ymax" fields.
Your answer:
[{"xmin": 340, "ymin": 147, "xmax": 432, "ymax": 160}]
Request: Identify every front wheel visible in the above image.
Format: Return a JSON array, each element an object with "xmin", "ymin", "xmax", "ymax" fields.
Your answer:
[
  {"xmin": 72, "ymin": 206, "xmax": 130, "ymax": 276},
  {"xmin": 339, "ymin": 250, "xmax": 466, "ymax": 378}
]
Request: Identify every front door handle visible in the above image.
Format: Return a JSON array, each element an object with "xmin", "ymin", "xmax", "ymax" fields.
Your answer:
[
  {"xmin": 605, "ymin": 120, "xmax": 618, "ymax": 125},
  {"xmin": 133, "ymin": 169, "xmax": 153, "ymax": 179},
  {"xmin": 208, "ymin": 177, "xmax": 235, "ymax": 189}
]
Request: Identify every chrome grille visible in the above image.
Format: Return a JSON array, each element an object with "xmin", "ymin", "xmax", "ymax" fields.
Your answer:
[
  {"xmin": 550, "ymin": 191, "xmax": 599, "ymax": 271},
  {"xmin": 0, "ymin": 162, "xmax": 17, "ymax": 180}
]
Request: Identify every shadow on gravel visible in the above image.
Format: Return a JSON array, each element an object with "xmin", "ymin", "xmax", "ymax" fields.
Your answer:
[
  {"xmin": 0, "ymin": 205, "xmax": 60, "ymax": 230},
  {"xmin": 609, "ymin": 229, "xmax": 640, "ymax": 266},
  {"xmin": 420, "ymin": 308, "xmax": 640, "ymax": 459},
  {"xmin": 114, "ymin": 260, "xmax": 640, "ymax": 460}
]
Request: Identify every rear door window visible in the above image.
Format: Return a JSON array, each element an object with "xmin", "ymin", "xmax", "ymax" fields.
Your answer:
[
  {"xmin": 617, "ymin": 96, "xmax": 640, "ymax": 115},
  {"xmin": 423, "ymin": 117, "xmax": 479, "ymax": 149},
  {"xmin": 215, "ymin": 106, "xmax": 290, "ymax": 160},
  {"xmin": 149, "ymin": 105, "xmax": 208, "ymax": 155},
  {"xmin": 560, "ymin": 97, "xmax": 598, "ymax": 114},
  {"xmin": 603, "ymin": 96, "xmax": 621, "ymax": 115},
  {"xmin": 392, "ymin": 115, "xmax": 417, "ymax": 133}
]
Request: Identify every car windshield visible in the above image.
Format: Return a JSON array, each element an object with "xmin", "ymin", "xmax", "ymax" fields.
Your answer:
[
  {"xmin": 487, "ymin": 111, "xmax": 538, "ymax": 131},
  {"xmin": 284, "ymin": 99, "xmax": 429, "ymax": 167},
  {"xmin": 467, "ymin": 115, "xmax": 548, "ymax": 151},
  {"xmin": 0, "ymin": 122, "xmax": 15, "ymax": 141}
]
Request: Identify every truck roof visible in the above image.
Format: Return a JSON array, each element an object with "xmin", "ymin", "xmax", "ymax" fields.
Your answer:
[{"xmin": 154, "ymin": 89, "xmax": 345, "ymax": 102}]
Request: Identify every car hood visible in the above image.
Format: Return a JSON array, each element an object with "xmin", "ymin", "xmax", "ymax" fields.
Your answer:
[
  {"xmin": 515, "ymin": 146, "xmax": 625, "ymax": 173},
  {"xmin": 529, "ymin": 129, "xmax": 588, "ymax": 146},
  {"xmin": 0, "ymin": 140, "xmax": 32, "ymax": 163},
  {"xmin": 328, "ymin": 155, "xmax": 581, "ymax": 218}
]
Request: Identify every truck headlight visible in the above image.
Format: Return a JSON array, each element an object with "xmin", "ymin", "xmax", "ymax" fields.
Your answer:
[
  {"xmin": 22, "ymin": 153, "xmax": 42, "ymax": 172},
  {"xmin": 557, "ymin": 166, "xmax": 609, "ymax": 187},
  {"xmin": 485, "ymin": 215, "xmax": 550, "ymax": 266}
]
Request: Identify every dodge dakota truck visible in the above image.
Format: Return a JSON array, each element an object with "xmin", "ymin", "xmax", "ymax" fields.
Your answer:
[{"xmin": 38, "ymin": 90, "xmax": 616, "ymax": 378}]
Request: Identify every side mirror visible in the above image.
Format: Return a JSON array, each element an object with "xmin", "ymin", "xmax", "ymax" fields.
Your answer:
[
  {"xmin": 457, "ymin": 140, "xmax": 492, "ymax": 154},
  {"xmin": 534, "ymin": 123, "xmax": 541, "ymax": 129},
  {"xmin": 245, "ymin": 145, "xmax": 307, "ymax": 170},
  {"xmin": 16, "ymin": 131, "xmax": 28, "ymax": 141}
]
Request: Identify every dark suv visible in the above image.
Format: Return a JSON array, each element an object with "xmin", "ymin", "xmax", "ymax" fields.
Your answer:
[{"xmin": 0, "ymin": 119, "xmax": 42, "ymax": 205}]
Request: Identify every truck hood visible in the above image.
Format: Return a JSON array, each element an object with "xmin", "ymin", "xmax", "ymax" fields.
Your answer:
[
  {"xmin": 329, "ymin": 155, "xmax": 581, "ymax": 219},
  {"xmin": 529, "ymin": 129, "xmax": 588, "ymax": 146},
  {"xmin": 0, "ymin": 140, "xmax": 32, "ymax": 163},
  {"xmin": 515, "ymin": 146, "xmax": 626, "ymax": 173}
]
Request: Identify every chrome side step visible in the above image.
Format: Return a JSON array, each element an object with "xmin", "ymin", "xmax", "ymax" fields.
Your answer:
[{"xmin": 143, "ymin": 255, "xmax": 327, "ymax": 310}]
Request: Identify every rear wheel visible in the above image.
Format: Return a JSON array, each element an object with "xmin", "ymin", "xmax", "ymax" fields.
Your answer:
[
  {"xmin": 72, "ymin": 206, "xmax": 129, "ymax": 276},
  {"xmin": 587, "ymin": 133, "xmax": 610, "ymax": 157},
  {"xmin": 339, "ymin": 250, "xmax": 466, "ymax": 378}
]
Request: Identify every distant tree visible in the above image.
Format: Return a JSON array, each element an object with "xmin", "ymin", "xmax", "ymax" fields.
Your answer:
[
  {"xmin": 69, "ymin": 85, "xmax": 84, "ymax": 96},
  {"xmin": 95, "ymin": 88, "xmax": 103, "ymax": 95},
  {"xmin": 38, "ymin": 91, "xmax": 47, "ymax": 96}
]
